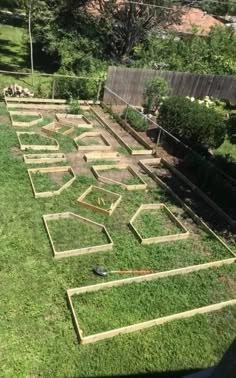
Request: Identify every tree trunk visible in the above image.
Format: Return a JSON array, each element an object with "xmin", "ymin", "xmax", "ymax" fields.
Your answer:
[{"xmin": 28, "ymin": 0, "xmax": 34, "ymax": 86}]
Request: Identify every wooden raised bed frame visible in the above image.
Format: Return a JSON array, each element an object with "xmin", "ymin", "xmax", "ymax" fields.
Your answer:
[
  {"xmin": 67, "ymin": 276, "xmax": 236, "ymax": 344},
  {"xmin": 77, "ymin": 185, "xmax": 122, "ymax": 216},
  {"xmin": 84, "ymin": 152, "xmax": 120, "ymax": 162},
  {"xmin": 90, "ymin": 107, "xmax": 153, "ymax": 156},
  {"xmin": 91, "ymin": 164, "xmax": 147, "ymax": 190},
  {"xmin": 17, "ymin": 131, "xmax": 59, "ymax": 151},
  {"xmin": 74, "ymin": 132, "xmax": 112, "ymax": 151},
  {"xmin": 9, "ymin": 111, "xmax": 43, "ymax": 127},
  {"xmin": 129, "ymin": 204, "xmax": 189, "ymax": 244},
  {"xmin": 42, "ymin": 121, "xmax": 74, "ymax": 136},
  {"xmin": 55, "ymin": 113, "xmax": 93, "ymax": 129},
  {"xmin": 23, "ymin": 153, "xmax": 67, "ymax": 164},
  {"xmin": 28, "ymin": 166, "xmax": 76, "ymax": 198},
  {"xmin": 43, "ymin": 212, "xmax": 113, "ymax": 259}
]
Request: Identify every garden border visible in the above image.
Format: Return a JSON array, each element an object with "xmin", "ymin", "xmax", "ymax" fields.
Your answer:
[
  {"xmin": 77, "ymin": 185, "xmax": 122, "ymax": 216},
  {"xmin": 23, "ymin": 153, "xmax": 67, "ymax": 164},
  {"xmin": 91, "ymin": 163, "xmax": 147, "ymax": 190},
  {"xmin": 84, "ymin": 152, "xmax": 120, "ymax": 162},
  {"xmin": 67, "ymin": 274, "xmax": 236, "ymax": 344},
  {"xmin": 28, "ymin": 165, "xmax": 76, "ymax": 198},
  {"xmin": 42, "ymin": 121, "xmax": 74, "ymax": 136},
  {"xmin": 129, "ymin": 203, "xmax": 189, "ymax": 244},
  {"xmin": 55, "ymin": 113, "xmax": 93, "ymax": 129},
  {"xmin": 43, "ymin": 212, "xmax": 113, "ymax": 258},
  {"xmin": 90, "ymin": 107, "xmax": 153, "ymax": 155},
  {"xmin": 74, "ymin": 132, "xmax": 112, "ymax": 151},
  {"xmin": 16, "ymin": 131, "xmax": 59, "ymax": 151},
  {"xmin": 9, "ymin": 111, "xmax": 43, "ymax": 127}
]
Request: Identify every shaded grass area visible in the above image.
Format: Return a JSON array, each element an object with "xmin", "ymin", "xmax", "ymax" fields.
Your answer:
[
  {"xmin": 0, "ymin": 102, "xmax": 235, "ymax": 377},
  {"xmin": 73, "ymin": 264, "xmax": 236, "ymax": 335},
  {"xmin": 47, "ymin": 218, "xmax": 109, "ymax": 252},
  {"xmin": 0, "ymin": 23, "xmax": 26, "ymax": 71},
  {"xmin": 30, "ymin": 171, "xmax": 73, "ymax": 193},
  {"xmin": 133, "ymin": 208, "xmax": 183, "ymax": 239}
]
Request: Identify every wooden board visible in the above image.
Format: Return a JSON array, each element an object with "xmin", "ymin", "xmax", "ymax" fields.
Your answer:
[
  {"xmin": 74, "ymin": 132, "xmax": 112, "ymax": 151},
  {"xmin": 91, "ymin": 163, "xmax": 147, "ymax": 190},
  {"xmin": 9, "ymin": 111, "xmax": 43, "ymax": 127},
  {"xmin": 43, "ymin": 212, "xmax": 113, "ymax": 258},
  {"xmin": 7, "ymin": 103, "xmax": 69, "ymax": 110},
  {"xmin": 55, "ymin": 113, "xmax": 93, "ymax": 129},
  {"xmin": 77, "ymin": 185, "xmax": 122, "ymax": 216},
  {"xmin": 28, "ymin": 165, "xmax": 76, "ymax": 198},
  {"xmin": 23, "ymin": 153, "xmax": 67, "ymax": 164},
  {"xmin": 84, "ymin": 152, "xmax": 120, "ymax": 162},
  {"xmin": 129, "ymin": 203, "xmax": 189, "ymax": 244},
  {"xmin": 42, "ymin": 121, "xmax": 74, "ymax": 136},
  {"xmin": 16, "ymin": 131, "xmax": 59, "ymax": 151}
]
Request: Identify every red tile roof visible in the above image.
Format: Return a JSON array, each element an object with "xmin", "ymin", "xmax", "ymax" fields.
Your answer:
[{"xmin": 170, "ymin": 7, "xmax": 224, "ymax": 35}]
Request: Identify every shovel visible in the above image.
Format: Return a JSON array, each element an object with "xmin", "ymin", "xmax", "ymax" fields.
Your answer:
[{"xmin": 93, "ymin": 266, "xmax": 155, "ymax": 277}]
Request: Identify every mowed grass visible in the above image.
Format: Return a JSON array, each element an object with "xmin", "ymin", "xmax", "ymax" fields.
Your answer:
[
  {"xmin": 19, "ymin": 132, "xmax": 58, "ymax": 147},
  {"xmin": 0, "ymin": 23, "xmax": 26, "ymax": 71},
  {"xmin": 0, "ymin": 102, "xmax": 235, "ymax": 377},
  {"xmin": 73, "ymin": 265, "xmax": 236, "ymax": 335}
]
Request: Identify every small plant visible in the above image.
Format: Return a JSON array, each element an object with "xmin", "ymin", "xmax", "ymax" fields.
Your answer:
[
  {"xmin": 143, "ymin": 76, "xmax": 170, "ymax": 113},
  {"xmin": 122, "ymin": 108, "xmax": 148, "ymax": 132},
  {"xmin": 68, "ymin": 97, "xmax": 81, "ymax": 114}
]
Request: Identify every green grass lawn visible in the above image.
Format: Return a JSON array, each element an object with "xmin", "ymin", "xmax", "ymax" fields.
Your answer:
[{"xmin": 0, "ymin": 102, "xmax": 235, "ymax": 377}]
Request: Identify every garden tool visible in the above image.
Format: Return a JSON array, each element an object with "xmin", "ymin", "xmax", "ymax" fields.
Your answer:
[{"xmin": 93, "ymin": 266, "xmax": 155, "ymax": 277}]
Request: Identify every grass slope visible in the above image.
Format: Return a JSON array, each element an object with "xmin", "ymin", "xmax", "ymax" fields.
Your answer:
[{"xmin": 0, "ymin": 102, "xmax": 235, "ymax": 377}]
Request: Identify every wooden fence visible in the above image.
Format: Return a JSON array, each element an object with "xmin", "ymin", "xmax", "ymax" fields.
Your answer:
[{"xmin": 104, "ymin": 66, "xmax": 236, "ymax": 106}]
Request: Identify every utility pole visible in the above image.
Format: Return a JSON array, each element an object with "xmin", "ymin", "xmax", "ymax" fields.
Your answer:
[{"xmin": 28, "ymin": 0, "xmax": 34, "ymax": 86}]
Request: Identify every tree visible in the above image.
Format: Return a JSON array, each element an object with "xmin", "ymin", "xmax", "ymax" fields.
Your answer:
[
  {"xmin": 143, "ymin": 76, "xmax": 170, "ymax": 113},
  {"xmin": 133, "ymin": 26, "xmax": 236, "ymax": 75}
]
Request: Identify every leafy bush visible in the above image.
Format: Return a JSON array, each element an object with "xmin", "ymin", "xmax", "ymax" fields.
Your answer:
[
  {"xmin": 68, "ymin": 98, "xmax": 81, "ymax": 114},
  {"xmin": 158, "ymin": 96, "xmax": 226, "ymax": 149},
  {"xmin": 143, "ymin": 76, "xmax": 170, "ymax": 113},
  {"xmin": 227, "ymin": 116, "xmax": 236, "ymax": 144},
  {"xmin": 122, "ymin": 108, "xmax": 148, "ymax": 132}
]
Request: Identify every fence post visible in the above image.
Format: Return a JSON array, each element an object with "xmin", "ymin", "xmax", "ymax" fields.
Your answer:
[
  {"xmin": 52, "ymin": 79, "xmax": 55, "ymax": 99},
  {"xmin": 156, "ymin": 128, "xmax": 162, "ymax": 146},
  {"xmin": 96, "ymin": 80, "xmax": 102, "ymax": 101},
  {"xmin": 125, "ymin": 104, "xmax": 129, "ymax": 121}
]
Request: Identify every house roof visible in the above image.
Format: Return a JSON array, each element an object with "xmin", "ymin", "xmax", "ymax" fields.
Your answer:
[{"xmin": 170, "ymin": 7, "xmax": 224, "ymax": 36}]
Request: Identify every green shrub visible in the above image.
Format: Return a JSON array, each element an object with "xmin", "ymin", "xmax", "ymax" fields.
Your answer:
[
  {"xmin": 158, "ymin": 96, "xmax": 226, "ymax": 149},
  {"xmin": 143, "ymin": 76, "xmax": 170, "ymax": 113},
  {"xmin": 122, "ymin": 108, "xmax": 148, "ymax": 132},
  {"xmin": 227, "ymin": 115, "xmax": 236, "ymax": 144}
]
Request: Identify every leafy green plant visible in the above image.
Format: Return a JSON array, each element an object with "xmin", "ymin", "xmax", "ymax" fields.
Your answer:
[
  {"xmin": 158, "ymin": 96, "xmax": 226, "ymax": 149},
  {"xmin": 122, "ymin": 108, "xmax": 148, "ymax": 132},
  {"xmin": 227, "ymin": 115, "xmax": 236, "ymax": 144},
  {"xmin": 143, "ymin": 76, "xmax": 170, "ymax": 113},
  {"xmin": 68, "ymin": 97, "xmax": 81, "ymax": 115}
]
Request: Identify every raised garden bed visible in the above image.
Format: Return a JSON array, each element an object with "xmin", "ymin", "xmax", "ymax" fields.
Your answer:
[
  {"xmin": 74, "ymin": 132, "xmax": 112, "ymax": 151},
  {"xmin": 91, "ymin": 164, "xmax": 147, "ymax": 190},
  {"xmin": 23, "ymin": 153, "xmax": 67, "ymax": 164},
  {"xmin": 9, "ymin": 111, "xmax": 43, "ymax": 127},
  {"xmin": 42, "ymin": 121, "xmax": 74, "ymax": 136},
  {"xmin": 77, "ymin": 185, "xmax": 122, "ymax": 216},
  {"xmin": 17, "ymin": 131, "xmax": 59, "ymax": 151},
  {"xmin": 129, "ymin": 204, "xmax": 189, "ymax": 244},
  {"xmin": 43, "ymin": 212, "xmax": 113, "ymax": 258},
  {"xmin": 28, "ymin": 166, "xmax": 76, "ymax": 198},
  {"xmin": 67, "ymin": 266, "xmax": 236, "ymax": 344},
  {"xmin": 55, "ymin": 113, "xmax": 93, "ymax": 129}
]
